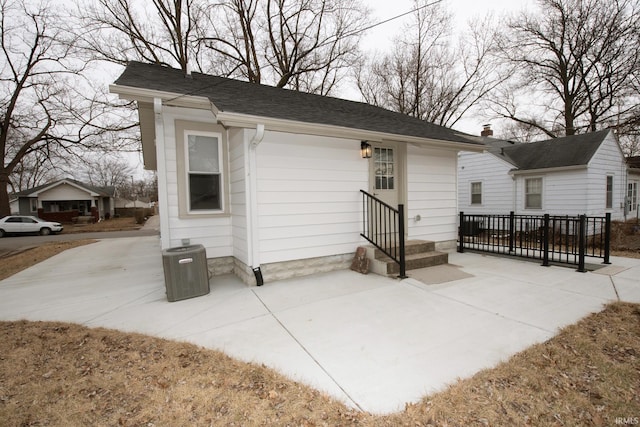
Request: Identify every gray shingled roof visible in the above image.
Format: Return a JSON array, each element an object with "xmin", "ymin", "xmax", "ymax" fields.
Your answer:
[
  {"xmin": 486, "ymin": 129, "xmax": 612, "ymax": 170},
  {"xmin": 14, "ymin": 179, "xmax": 116, "ymax": 197},
  {"xmin": 113, "ymin": 62, "xmax": 482, "ymax": 147}
]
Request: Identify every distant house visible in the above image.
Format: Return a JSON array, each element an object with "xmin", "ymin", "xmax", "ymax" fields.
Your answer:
[
  {"xmin": 110, "ymin": 61, "xmax": 484, "ymax": 285},
  {"xmin": 12, "ymin": 179, "xmax": 116, "ymax": 222},
  {"xmin": 9, "ymin": 197, "xmax": 19, "ymax": 215},
  {"xmin": 458, "ymin": 129, "xmax": 630, "ymax": 220},
  {"xmin": 628, "ymin": 156, "xmax": 640, "ymax": 220}
]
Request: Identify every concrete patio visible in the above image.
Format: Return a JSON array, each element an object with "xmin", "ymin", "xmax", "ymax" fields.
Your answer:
[{"xmin": 1, "ymin": 235, "xmax": 639, "ymax": 414}]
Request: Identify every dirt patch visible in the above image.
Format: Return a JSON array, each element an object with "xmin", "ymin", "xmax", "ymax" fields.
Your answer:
[
  {"xmin": 0, "ymin": 302, "xmax": 638, "ymax": 426},
  {"xmin": 0, "ymin": 240, "xmax": 96, "ymax": 281},
  {"xmin": 611, "ymin": 220, "xmax": 640, "ymax": 252},
  {"xmin": 61, "ymin": 217, "xmax": 143, "ymax": 234}
]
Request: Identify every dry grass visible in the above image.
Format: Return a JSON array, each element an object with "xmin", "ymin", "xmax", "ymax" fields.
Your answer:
[
  {"xmin": 61, "ymin": 217, "xmax": 142, "ymax": 233},
  {"xmin": 0, "ymin": 302, "xmax": 638, "ymax": 426},
  {"xmin": 0, "ymin": 240, "xmax": 96, "ymax": 281}
]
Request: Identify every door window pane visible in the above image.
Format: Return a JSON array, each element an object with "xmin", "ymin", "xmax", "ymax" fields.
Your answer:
[{"xmin": 374, "ymin": 147, "xmax": 394, "ymax": 190}]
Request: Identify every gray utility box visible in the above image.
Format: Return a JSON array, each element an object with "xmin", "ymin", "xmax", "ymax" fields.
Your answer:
[{"xmin": 162, "ymin": 244, "xmax": 209, "ymax": 302}]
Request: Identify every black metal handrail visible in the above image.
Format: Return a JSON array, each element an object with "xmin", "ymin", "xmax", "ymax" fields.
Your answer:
[
  {"xmin": 458, "ymin": 211, "xmax": 611, "ymax": 272},
  {"xmin": 360, "ymin": 190, "xmax": 406, "ymax": 278}
]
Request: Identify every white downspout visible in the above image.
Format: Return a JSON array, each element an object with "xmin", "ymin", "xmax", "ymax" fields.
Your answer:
[
  {"xmin": 154, "ymin": 97, "xmax": 171, "ymax": 249},
  {"xmin": 247, "ymin": 124, "xmax": 265, "ymax": 285}
]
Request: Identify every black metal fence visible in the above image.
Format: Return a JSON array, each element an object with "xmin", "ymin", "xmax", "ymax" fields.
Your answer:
[
  {"xmin": 360, "ymin": 190, "xmax": 406, "ymax": 278},
  {"xmin": 458, "ymin": 212, "xmax": 611, "ymax": 272}
]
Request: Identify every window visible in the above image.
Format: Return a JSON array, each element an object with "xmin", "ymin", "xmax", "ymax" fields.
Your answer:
[
  {"xmin": 374, "ymin": 147, "xmax": 394, "ymax": 190},
  {"xmin": 186, "ymin": 133, "xmax": 222, "ymax": 211},
  {"xmin": 175, "ymin": 120, "xmax": 228, "ymax": 217},
  {"xmin": 628, "ymin": 182, "xmax": 638, "ymax": 212},
  {"xmin": 470, "ymin": 182, "xmax": 482, "ymax": 205},
  {"xmin": 606, "ymin": 175, "xmax": 613, "ymax": 209},
  {"xmin": 30, "ymin": 199, "xmax": 37, "ymax": 212},
  {"xmin": 525, "ymin": 178, "xmax": 542, "ymax": 209}
]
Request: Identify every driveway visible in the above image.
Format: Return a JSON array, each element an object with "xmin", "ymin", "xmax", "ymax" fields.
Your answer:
[{"xmin": 0, "ymin": 235, "xmax": 639, "ymax": 414}]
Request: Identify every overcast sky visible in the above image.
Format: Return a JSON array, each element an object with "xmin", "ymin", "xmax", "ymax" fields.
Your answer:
[{"xmin": 357, "ymin": 0, "xmax": 534, "ymax": 135}]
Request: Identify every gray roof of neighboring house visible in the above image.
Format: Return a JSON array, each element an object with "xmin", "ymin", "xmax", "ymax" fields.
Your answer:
[
  {"xmin": 13, "ymin": 179, "xmax": 116, "ymax": 198},
  {"xmin": 113, "ymin": 61, "xmax": 482, "ymax": 147},
  {"xmin": 485, "ymin": 129, "xmax": 612, "ymax": 171}
]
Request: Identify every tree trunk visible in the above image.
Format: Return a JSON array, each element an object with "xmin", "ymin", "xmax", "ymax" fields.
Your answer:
[{"xmin": 0, "ymin": 173, "xmax": 11, "ymax": 217}]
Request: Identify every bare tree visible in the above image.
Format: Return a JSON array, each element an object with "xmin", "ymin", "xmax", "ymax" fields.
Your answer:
[
  {"xmin": 356, "ymin": 1, "xmax": 505, "ymax": 128},
  {"xmin": 491, "ymin": 0, "xmax": 640, "ymax": 138},
  {"xmin": 203, "ymin": 0, "xmax": 370, "ymax": 94},
  {"xmin": 82, "ymin": 155, "xmax": 136, "ymax": 190},
  {"xmin": 0, "ymin": 0, "xmax": 131, "ymax": 216},
  {"xmin": 8, "ymin": 151, "xmax": 67, "ymax": 193},
  {"xmin": 76, "ymin": 0, "xmax": 207, "ymax": 72}
]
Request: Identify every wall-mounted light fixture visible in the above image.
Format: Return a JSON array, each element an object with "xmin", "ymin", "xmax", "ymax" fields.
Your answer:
[{"xmin": 361, "ymin": 141, "xmax": 372, "ymax": 158}]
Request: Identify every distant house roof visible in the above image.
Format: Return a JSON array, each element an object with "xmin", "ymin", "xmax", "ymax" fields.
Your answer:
[
  {"xmin": 112, "ymin": 61, "xmax": 482, "ymax": 147},
  {"xmin": 628, "ymin": 156, "xmax": 640, "ymax": 170},
  {"xmin": 14, "ymin": 179, "xmax": 116, "ymax": 198},
  {"xmin": 483, "ymin": 129, "xmax": 613, "ymax": 171}
]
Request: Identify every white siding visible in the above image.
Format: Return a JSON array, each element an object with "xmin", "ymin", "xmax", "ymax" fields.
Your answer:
[
  {"xmin": 407, "ymin": 146, "xmax": 459, "ymax": 243},
  {"xmin": 585, "ymin": 134, "xmax": 627, "ymax": 220},
  {"xmin": 160, "ymin": 106, "xmax": 234, "ymax": 258},
  {"xmin": 255, "ymin": 131, "xmax": 367, "ymax": 264},
  {"xmin": 39, "ymin": 184, "xmax": 92, "ymax": 201},
  {"xmin": 514, "ymin": 170, "xmax": 588, "ymax": 215},
  {"xmin": 229, "ymin": 128, "xmax": 249, "ymax": 264},
  {"xmin": 458, "ymin": 151, "xmax": 514, "ymax": 214}
]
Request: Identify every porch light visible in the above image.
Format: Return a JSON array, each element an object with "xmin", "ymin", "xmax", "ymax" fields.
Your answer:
[{"xmin": 361, "ymin": 141, "xmax": 372, "ymax": 158}]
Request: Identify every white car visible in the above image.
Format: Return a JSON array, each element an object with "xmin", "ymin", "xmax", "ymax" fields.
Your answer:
[{"xmin": 0, "ymin": 216, "xmax": 64, "ymax": 237}]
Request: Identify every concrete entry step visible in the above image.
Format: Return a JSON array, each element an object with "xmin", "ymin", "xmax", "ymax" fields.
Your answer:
[{"xmin": 366, "ymin": 240, "xmax": 448, "ymax": 276}]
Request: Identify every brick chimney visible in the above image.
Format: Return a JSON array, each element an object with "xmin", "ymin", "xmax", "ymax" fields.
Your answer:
[{"xmin": 481, "ymin": 124, "xmax": 493, "ymax": 137}]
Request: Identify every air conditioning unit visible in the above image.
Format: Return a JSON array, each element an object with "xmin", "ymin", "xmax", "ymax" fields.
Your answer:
[{"xmin": 162, "ymin": 244, "xmax": 209, "ymax": 302}]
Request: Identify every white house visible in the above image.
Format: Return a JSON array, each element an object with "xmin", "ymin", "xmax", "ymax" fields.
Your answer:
[
  {"xmin": 12, "ymin": 179, "xmax": 116, "ymax": 222},
  {"xmin": 458, "ymin": 129, "xmax": 630, "ymax": 220},
  {"xmin": 110, "ymin": 62, "xmax": 484, "ymax": 284},
  {"xmin": 628, "ymin": 156, "xmax": 640, "ymax": 220}
]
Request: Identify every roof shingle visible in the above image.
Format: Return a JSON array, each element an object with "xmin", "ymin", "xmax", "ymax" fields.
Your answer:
[{"xmin": 113, "ymin": 62, "xmax": 482, "ymax": 146}]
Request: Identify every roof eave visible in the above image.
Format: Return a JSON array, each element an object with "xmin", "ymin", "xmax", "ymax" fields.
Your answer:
[
  {"xmin": 510, "ymin": 164, "xmax": 588, "ymax": 175},
  {"xmin": 109, "ymin": 84, "xmax": 215, "ymax": 111},
  {"xmin": 217, "ymin": 111, "xmax": 484, "ymax": 152}
]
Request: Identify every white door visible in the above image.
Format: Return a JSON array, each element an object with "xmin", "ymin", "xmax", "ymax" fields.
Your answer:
[{"xmin": 369, "ymin": 143, "xmax": 398, "ymax": 207}]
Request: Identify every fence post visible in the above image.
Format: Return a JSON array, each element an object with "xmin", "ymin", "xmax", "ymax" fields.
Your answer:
[
  {"xmin": 398, "ymin": 204, "xmax": 407, "ymax": 278},
  {"xmin": 458, "ymin": 212, "xmax": 465, "ymax": 253},
  {"xmin": 542, "ymin": 214, "xmax": 550, "ymax": 267},
  {"xmin": 577, "ymin": 214, "xmax": 587, "ymax": 272},
  {"xmin": 603, "ymin": 212, "xmax": 611, "ymax": 264},
  {"xmin": 509, "ymin": 211, "xmax": 515, "ymax": 253}
]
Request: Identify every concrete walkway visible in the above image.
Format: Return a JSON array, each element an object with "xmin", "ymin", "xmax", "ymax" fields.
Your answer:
[{"xmin": 1, "ymin": 235, "xmax": 639, "ymax": 414}]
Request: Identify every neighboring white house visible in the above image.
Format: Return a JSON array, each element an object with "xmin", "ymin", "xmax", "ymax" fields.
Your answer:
[
  {"xmin": 110, "ymin": 62, "xmax": 484, "ymax": 285},
  {"xmin": 628, "ymin": 156, "xmax": 640, "ymax": 220},
  {"xmin": 12, "ymin": 179, "xmax": 116, "ymax": 222},
  {"xmin": 458, "ymin": 129, "xmax": 630, "ymax": 220}
]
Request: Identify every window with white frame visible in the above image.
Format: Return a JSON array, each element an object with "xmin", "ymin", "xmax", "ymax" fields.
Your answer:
[
  {"xmin": 628, "ymin": 182, "xmax": 638, "ymax": 212},
  {"xmin": 525, "ymin": 178, "xmax": 542, "ymax": 209},
  {"xmin": 30, "ymin": 199, "xmax": 38, "ymax": 212},
  {"xmin": 606, "ymin": 175, "xmax": 613, "ymax": 209},
  {"xmin": 470, "ymin": 182, "xmax": 482, "ymax": 205},
  {"xmin": 186, "ymin": 132, "xmax": 222, "ymax": 211}
]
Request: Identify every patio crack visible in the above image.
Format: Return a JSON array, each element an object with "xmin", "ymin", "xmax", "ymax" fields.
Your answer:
[{"xmin": 251, "ymin": 289, "xmax": 364, "ymax": 412}]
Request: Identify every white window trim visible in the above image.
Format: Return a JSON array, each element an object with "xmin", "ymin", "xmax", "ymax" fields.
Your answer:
[
  {"xmin": 184, "ymin": 129, "xmax": 224, "ymax": 214},
  {"xmin": 175, "ymin": 120, "xmax": 229, "ymax": 218},
  {"xmin": 524, "ymin": 177, "xmax": 543, "ymax": 210},
  {"xmin": 470, "ymin": 181, "xmax": 482, "ymax": 205},
  {"xmin": 605, "ymin": 175, "xmax": 614, "ymax": 210}
]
